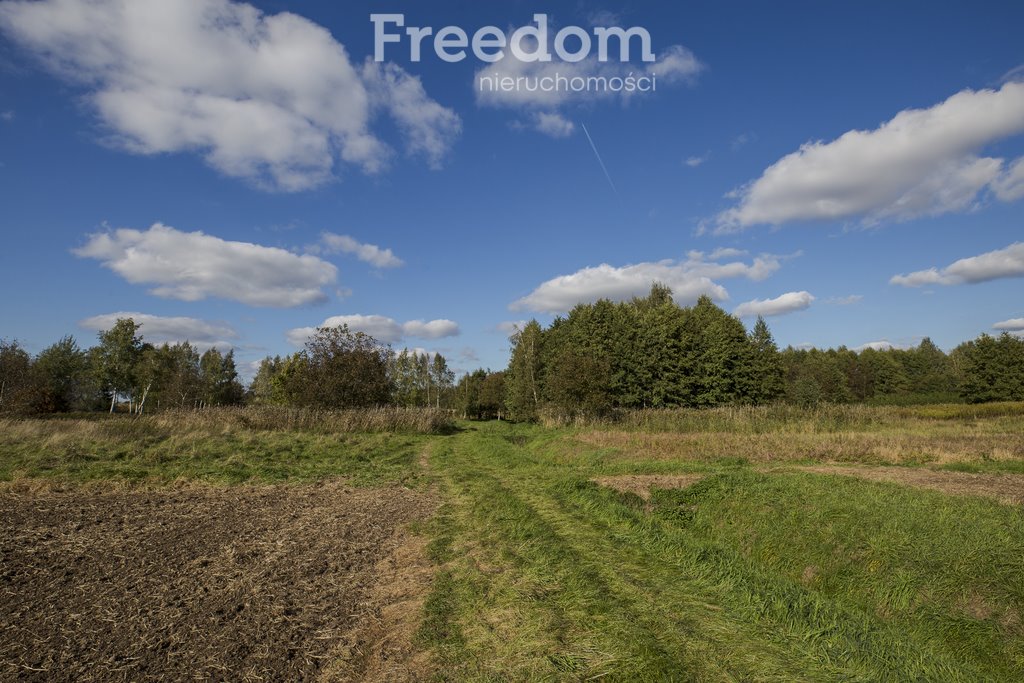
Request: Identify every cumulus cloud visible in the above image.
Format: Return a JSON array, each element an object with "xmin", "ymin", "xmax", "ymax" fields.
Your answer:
[
  {"xmin": 79, "ymin": 311, "xmax": 237, "ymax": 350},
  {"xmin": 890, "ymin": 242, "xmax": 1024, "ymax": 287},
  {"xmin": 992, "ymin": 157, "xmax": 1024, "ymax": 202},
  {"xmin": 716, "ymin": 82, "xmax": 1024, "ymax": 232},
  {"xmin": 475, "ymin": 41, "xmax": 701, "ymax": 112},
  {"xmin": 733, "ymin": 291, "xmax": 814, "ymax": 318},
  {"xmin": 360, "ymin": 60, "xmax": 462, "ymax": 170},
  {"xmin": 994, "ymin": 318, "xmax": 1024, "ymax": 331},
  {"xmin": 74, "ymin": 223, "xmax": 337, "ymax": 307},
  {"xmin": 511, "ymin": 251, "xmax": 784, "ymax": 314},
  {"xmin": 0, "ymin": 0, "xmax": 459, "ymax": 191},
  {"xmin": 532, "ymin": 112, "xmax": 575, "ymax": 138},
  {"xmin": 320, "ymin": 233, "xmax": 403, "ymax": 268},
  {"xmin": 402, "ymin": 319, "xmax": 460, "ymax": 338},
  {"xmin": 286, "ymin": 314, "xmax": 460, "ymax": 346}
]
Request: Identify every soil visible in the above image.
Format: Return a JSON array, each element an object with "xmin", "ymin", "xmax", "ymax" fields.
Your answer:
[
  {"xmin": 593, "ymin": 474, "xmax": 705, "ymax": 500},
  {"xmin": 790, "ymin": 466, "xmax": 1024, "ymax": 506},
  {"xmin": 0, "ymin": 480, "xmax": 437, "ymax": 682}
]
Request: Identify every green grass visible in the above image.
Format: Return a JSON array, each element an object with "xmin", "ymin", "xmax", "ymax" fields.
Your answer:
[
  {"xmin": 4, "ymin": 407, "xmax": 1024, "ymax": 679},
  {"xmin": 0, "ymin": 415, "xmax": 427, "ymax": 486},
  {"xmin": 419, "ymin": 421, "xmax": 1024, "ymax": 681}
]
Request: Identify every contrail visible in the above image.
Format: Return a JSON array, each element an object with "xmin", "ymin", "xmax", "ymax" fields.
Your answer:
[{"xmin": 580, "ymin": 122, "xmax": 617, "ymax": 194}]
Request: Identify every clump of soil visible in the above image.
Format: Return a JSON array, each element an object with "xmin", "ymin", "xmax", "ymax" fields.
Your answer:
[
  {"xmin": 0, "ymin": 481, "xmax": 436, "ymax": 682},
  {"xmin": 593, "ymin": 474, "xmax": 704, "ymax": 500}
]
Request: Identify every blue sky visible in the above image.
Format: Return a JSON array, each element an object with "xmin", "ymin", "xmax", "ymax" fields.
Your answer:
[{"xmin": 1, "ymin": 0, "xmax": 1023, "ymax": 378}]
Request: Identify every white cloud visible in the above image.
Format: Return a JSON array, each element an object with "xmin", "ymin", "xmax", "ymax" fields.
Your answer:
[
  {"xmin": 992, "ymin": 157, "xmax": 1024, "ymax": 202},
  {"xmin": 0, "ymin": 110, "xmax": 12, "ymax": 121},
  {"xmin": 286, "ymin": 314, "xmax": 460, "ymax": 347},
  {"xmin": 706, "ymin": 247, "xmax": 747, "ymax": 260},
  {"xmin": 532, "ymin": 112, "xmax": 575, "ymax": 138},
  {"xmin": 511, "ymin": 251, "xmax": 784, "ymax": 314},
  {"xmin": 402, "ymin": 319, "xmax": 460, "ymax": 339},
  {"xmin": 0, "ymin": 0, "xmax": 458, "ymax": 191},
  {"xmin": 79, "ymin": 311, "xmax": 237, "ymax": 350},
  {"xmin": 475, "ymin": 42, "xmax": 701, "ymax": 110},
  {"xmin": 74, "ymin": 223, "xmax": 337, "ymax": 307},
  {"xmin": 716, "ymin": 82, "xmax": 1024, "ymax": 232},
  {"xmin": 993, "ymin": 318, "xmax": 1024, "ymax": 331},
  {"xmin": 890, "ymin": 242, "xmax": 1024, "ymax": 287},
  {"xmin": 824, "ymin": 294, "xmax": 863, "ymax": 305},
  {"xmin": 733, "ymin": 291, "xmax": 814, "ymax": 318},
  {"xmin": 684, "ymin": 152, "xmax": 709, "ymax": 168},
  {"xmin": 320, "ymin": 232, "xmax": 403, "ymax": 268},
  {"xmin": 360, "ymin": 60, "xmax": 461, "ymax": 170}
]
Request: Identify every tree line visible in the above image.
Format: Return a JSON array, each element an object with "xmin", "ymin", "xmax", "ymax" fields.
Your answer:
[
  {"xmin": 491, "ymin": 284, "xmax": 1024, "ymax": 421},
  {"xmin": 3, "ymin": 295, "xmax": 1022, "ymax": 418},
  {"xmin": 0, "ymin": 318, "xmax": 243, "ymax": 415},
  {"xmin": 247, "ymin": 326, "xmax": 457, "ymax": 410},
  {"xmin": 0, "ymin": 320, "xmax": 463, "ymax": 416}
]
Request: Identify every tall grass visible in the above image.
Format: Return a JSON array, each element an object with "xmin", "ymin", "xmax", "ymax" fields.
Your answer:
[
  {"xmin": 0, "ymin": 406, "xmax": 451, "ymax": 485},
  {"xmin": 542, "ymin": 401, "xmax": 1024, "ymax": 433},
  {"xmin": 152, "ymin": 405, "xmax": 455, "ymax": 434}
]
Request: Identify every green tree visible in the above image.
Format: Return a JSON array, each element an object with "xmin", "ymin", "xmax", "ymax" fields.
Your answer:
[
  {"xmin": 199, "ymin": 348, "xmax": 244, "ymax": 406},
  {"xmin": 456, "ymin": 369, "xmax": 488, "ymax": 419},
  {"xmin": 430, "ymin": 353, "xmax": 455, "ymax": 408},
  {"xmin": 506, "ymin": 320, "xmax": 544, "ymax": 421},
  {"xmin": 958, "ymin": 333, "xmax": 1024, "ymax": 403},
  {"xmin": 748, "ymin": 317, "xmax": 784, "ymax": 404},
  {"xmin": 545, "ymin": 347, "xmax": 612, "ymax": 418},
  {"xmin": 94, "ymin": 318, "xmax": 144, "ymax": 413},
  {"xmin": 479, "ymin": 370, "xmax": 507, "ymax": 418},
  {"xmin": 295, "ymin": 325, "xmax": 392, "ymax": 408},
  {"xmin": 32, "ymin": 336, "xmax": 89, "ymax": 412},
  {"xmin": 0, "ymin": 339, "xmax": 34, "ymax": 414}
]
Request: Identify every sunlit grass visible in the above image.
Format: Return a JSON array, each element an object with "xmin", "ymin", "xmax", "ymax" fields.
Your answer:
[
  {"xmin": 419, "ymin": 420, "xmax": 1024, "ymax": 680},
  {"xmin": 0, "ymin": 409, "xmax": 439, "ymax": 486}
]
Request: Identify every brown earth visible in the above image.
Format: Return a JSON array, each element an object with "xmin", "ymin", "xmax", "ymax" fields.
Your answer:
[
  {"xmin": 593, "ymin": 474, "xmax": 705, "ymax": 500},
  {"xmin": 0, "ymin": 480, "xmax": 437, "ymax": 682},
  {"xmin": 789, "ymin": 466, "xmax": 1024, "ymax": 506}
]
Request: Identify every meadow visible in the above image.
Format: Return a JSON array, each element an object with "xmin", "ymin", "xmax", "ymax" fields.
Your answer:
[{"xmin": 2, "ymin": 403, "xmax": 1023, "ymax": 680}]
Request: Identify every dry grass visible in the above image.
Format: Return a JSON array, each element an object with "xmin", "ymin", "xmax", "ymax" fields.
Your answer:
[
  {"xmin": 547, "ymin": 402, "xmax": 1024, "ymax": 432},
  {"xmin": 576, "ymin": 429, "xmax": 1024, "ymax": 467},
  {"xmin": 0, "ymin": 406, "xmax": 454, "ymax": 444},
  {"xmin": 154, "ymin": 405, "xmax": 456, "ymax": 434},
  {"xmin": 569, "ymin": 402, "xmax": 1024, "ymax": 468}
]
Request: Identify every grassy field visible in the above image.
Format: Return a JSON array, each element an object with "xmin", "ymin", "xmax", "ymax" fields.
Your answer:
[{"xmin": 2, "ymin": 403, "xmax": 1024, "ymax": 680}]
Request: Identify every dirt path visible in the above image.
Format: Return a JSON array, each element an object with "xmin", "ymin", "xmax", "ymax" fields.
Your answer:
[
  {"xmin": 0, "ymin": 480, "xmax": 436, "ymax": 682},
  {"xmin": 323, "ymin": 448, "xmax": 438, "ymax": 682}
]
